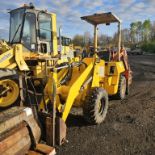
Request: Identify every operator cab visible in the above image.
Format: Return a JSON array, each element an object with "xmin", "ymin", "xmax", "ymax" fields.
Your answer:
[{"xmin": 9, "ymin": 3, "xmax": 54, "ymax": 54}]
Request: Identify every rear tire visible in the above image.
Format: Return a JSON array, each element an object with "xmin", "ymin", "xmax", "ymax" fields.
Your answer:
[
  {"xmin": 83, "ymin": 87, "xmax": 108, "ymax": 124},
  {"xmin": 114, "ymin": 75, "xmax": 127, "ymax": 100},
  {"xmin": 126, "ymin": 82, "xmax": 130, "ymax": 95}
]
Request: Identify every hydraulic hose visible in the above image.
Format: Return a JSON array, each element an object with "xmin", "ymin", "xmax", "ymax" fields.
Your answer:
[
  {"xmin": 60, "ymin": 63, "xmax": 72, "ymax": 85},
  {"xmin": 59, "ymin": 61, "xmax": 87, "ymax": 85}
]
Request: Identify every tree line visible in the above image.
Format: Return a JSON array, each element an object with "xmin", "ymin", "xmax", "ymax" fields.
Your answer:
[
  {"xmin": 127, "ymin": 20, "xmax": 155, "ymax": 52},
  {"xmin": 72, "ymin": 19, "xmax": 155, "ymax": 53}
]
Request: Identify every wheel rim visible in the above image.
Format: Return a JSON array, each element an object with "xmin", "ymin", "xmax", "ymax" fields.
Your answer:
[
  {"xmin": 98, "ymin": 97, "xmax": 105, "ymax": 114},
  {"xmin": 0, "ymin": 79, "xmax": 19, "ymax": 107}
]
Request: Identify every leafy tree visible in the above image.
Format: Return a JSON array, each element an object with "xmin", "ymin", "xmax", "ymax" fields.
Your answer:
[
  {"xmin": 98, "ymin": 34, "xmax": 112, "ymax": 47},
  {"xmin": 121, "ymin": 28, "xmax": 131, "ymax": 46},
  {"xmin": 130, "ymin": 22, "xmax": 138, "ymax": 43},
  {"xmin": 72, "ymin": 34, "xmax": 84, "ymax": 46},
  {"xmin": 83, "ymin": 31, "xmax": 92, "ymax": 45},
  {"xmin": 137, "ymin": 21, "xmax": 143, "ymax": 42},
  {"xmin": 150, "ymin": 21, "xmax": 155, "ymax": 40},
  {"xmin": 143, "ymin": 19, "xmax": 151, "ymax": 42}
]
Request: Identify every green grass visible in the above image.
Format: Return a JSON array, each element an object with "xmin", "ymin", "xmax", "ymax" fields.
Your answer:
[{"xmin": 141, "ymin": 41, "xmax": 155, "ymax": 53}]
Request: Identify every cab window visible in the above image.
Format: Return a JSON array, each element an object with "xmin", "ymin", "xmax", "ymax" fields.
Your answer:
[
  {"xmin": 22, "ymin": 13, "xmax": 36, "ymax": 50},
  {"xmin": 38, "ymin": 13, "xmax": 52, "ymax": 41}
]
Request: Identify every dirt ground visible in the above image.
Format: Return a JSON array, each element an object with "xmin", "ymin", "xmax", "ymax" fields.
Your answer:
[{"xmin": 57, "ymin": 55, "xmax": 155, "ymax": 155}]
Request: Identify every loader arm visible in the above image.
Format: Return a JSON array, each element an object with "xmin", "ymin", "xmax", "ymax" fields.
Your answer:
[
  {"xmin": 0, "ymin": 48, "xmax": 16, "ymax": 69},
  {"xmin": 0, "ymin": 42, "xmax": 29, "ymax": 71},
  {"xmin": 62, "ymin": 61, "xmax": 94, "ymax": 121}
]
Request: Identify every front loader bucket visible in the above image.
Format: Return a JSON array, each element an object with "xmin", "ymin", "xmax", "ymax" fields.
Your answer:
[
  {"xmin": 46, "ymin": 116, "xmax": 67, "ymax": 146},
  {"xmin": 38, "ymin": 112, "xmax": 67, "ymax": 146},
  {"xmin": 56, "ymin": 117, "xmax": 67, "ymax": 145}
]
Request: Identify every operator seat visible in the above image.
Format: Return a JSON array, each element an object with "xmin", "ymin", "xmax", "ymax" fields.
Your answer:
[{"xmin": 97, "ymin": 49, "xmax": 111, "ymax": 62}]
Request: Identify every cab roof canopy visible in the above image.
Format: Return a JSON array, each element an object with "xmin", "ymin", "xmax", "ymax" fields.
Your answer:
[{"xmin": 81, "ymin": 12, "xmax": 121, "ymax": 25}]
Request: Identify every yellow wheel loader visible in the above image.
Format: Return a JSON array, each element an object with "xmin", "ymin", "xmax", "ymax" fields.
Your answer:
[
  {"xmin": 38, "ymin": 12, "xmax": 132, "ymax": 145},
  {"xmin": 0, "ymin": 3, "xmax": 132, "ymax": 154}
]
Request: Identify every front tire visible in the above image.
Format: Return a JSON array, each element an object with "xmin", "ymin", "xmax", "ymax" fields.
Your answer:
[{"xmin": 83, "ymin": 87, "xmax": 108, "ymax": 124}]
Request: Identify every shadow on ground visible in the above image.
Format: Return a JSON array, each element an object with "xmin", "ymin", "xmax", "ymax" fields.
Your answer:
[{"xmin": 66, "ymin": 114, "xmax": 92, "ymax": 128}]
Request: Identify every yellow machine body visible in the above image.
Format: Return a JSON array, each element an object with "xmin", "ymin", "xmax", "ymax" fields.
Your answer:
[
  {"xmin": 39, "ymin": 12, "xmax": 131, "ymax": 125},
  {"xmin": 39, "ymin": 55, "xmax": 125, "ymax": 122},
  {"xmin": 104, "ymin": 61, "xmax": 125, "ymax": 94}
]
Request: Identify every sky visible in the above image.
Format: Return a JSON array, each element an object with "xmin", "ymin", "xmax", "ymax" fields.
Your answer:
[{"xmin": 0, "ymin": 0, "xmax": 155, "ymax": 40}]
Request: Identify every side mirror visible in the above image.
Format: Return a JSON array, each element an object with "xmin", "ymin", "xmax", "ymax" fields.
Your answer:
[{"xmin": 31, "ymin": 44, "xmax": 36, "ymax": 50}]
